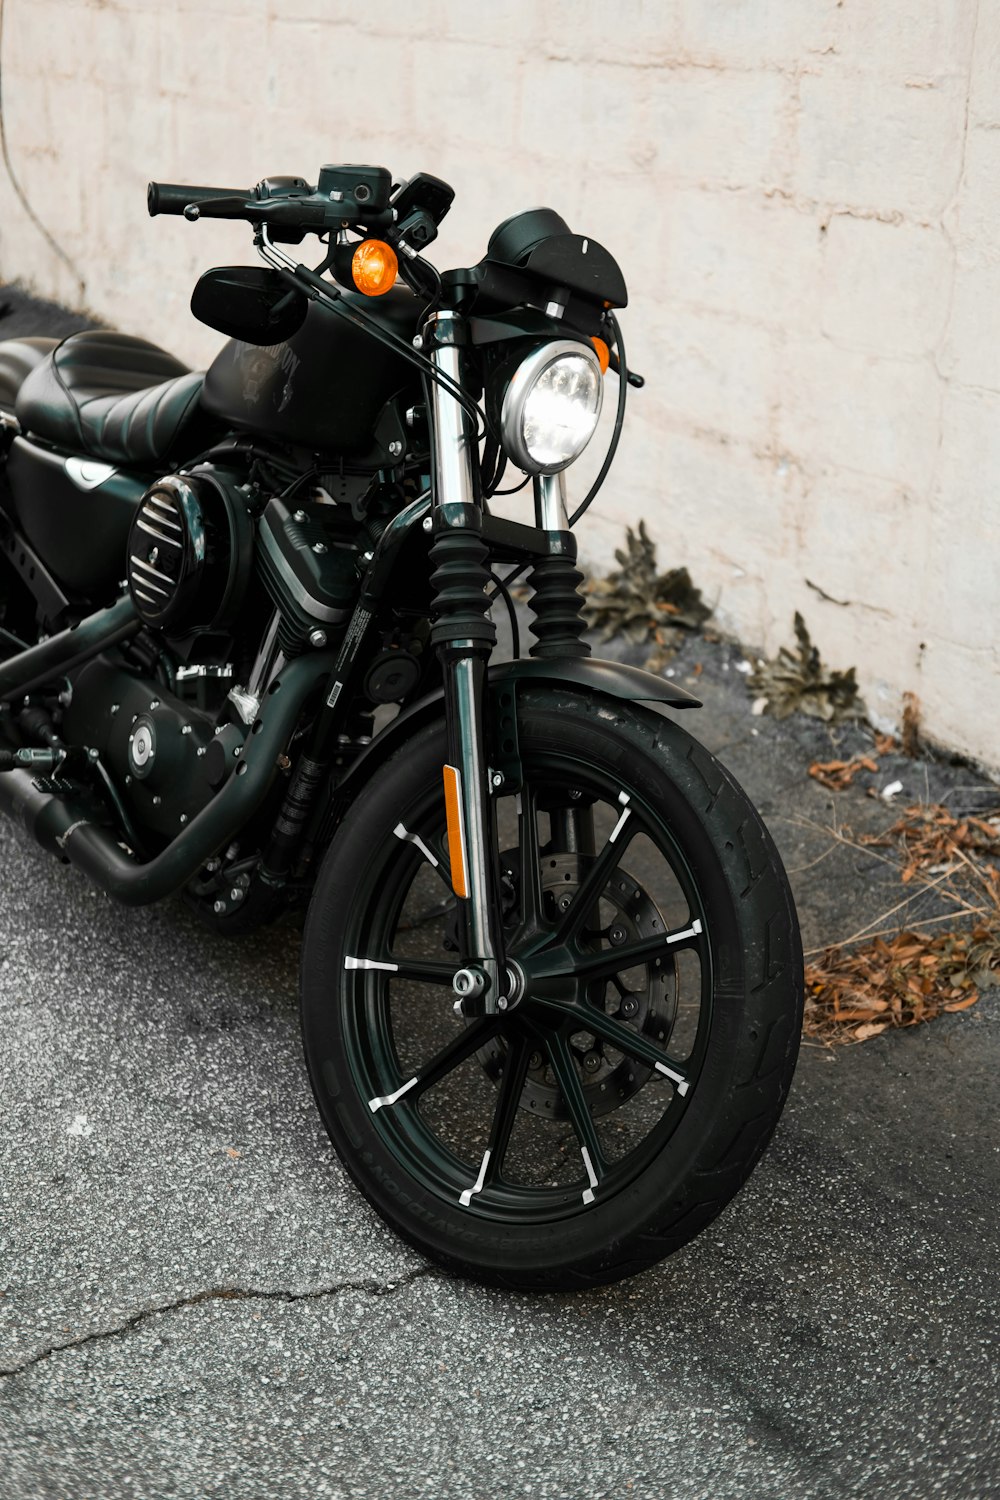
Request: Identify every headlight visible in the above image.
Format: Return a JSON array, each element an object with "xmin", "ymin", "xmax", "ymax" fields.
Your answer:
[{"xmin": 500, "ymin": 340, "xmax": 604, "ymax": 474}]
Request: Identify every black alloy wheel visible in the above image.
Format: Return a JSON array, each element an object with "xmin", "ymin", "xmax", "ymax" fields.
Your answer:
[{"xmin": 301, "ymin": 687, "xmax": 802, "ymax": 1289}]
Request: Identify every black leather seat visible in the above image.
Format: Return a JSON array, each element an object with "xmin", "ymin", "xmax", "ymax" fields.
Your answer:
[
  {"xmin": 0, "ymin": 336, "xmax": 60, "ymax": 408},
  {"xmin": 14, "ymin": 330, "xmax": 213, "ymax": 467}
]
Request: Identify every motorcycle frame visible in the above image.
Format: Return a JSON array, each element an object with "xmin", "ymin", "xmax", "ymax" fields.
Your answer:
[{"xmin": 0, "ymin": 250, "xmax": 700, "ymax": 954}]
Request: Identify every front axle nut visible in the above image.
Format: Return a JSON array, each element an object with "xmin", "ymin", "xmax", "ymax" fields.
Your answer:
[{"xmin": 452, "ymin": 967, "xmax": 486, "ymax": 999}]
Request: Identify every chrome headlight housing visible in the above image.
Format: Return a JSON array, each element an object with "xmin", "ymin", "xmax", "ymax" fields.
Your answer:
[{"xmin": 499, "ymin": 340, "xmax": 604, "ymax": 475}]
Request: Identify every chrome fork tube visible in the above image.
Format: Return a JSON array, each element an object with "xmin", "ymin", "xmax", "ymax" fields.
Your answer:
[
  {"xmin": 429, "ymin": 314, "xmax": 477, "ymax": 516},
  {"xmin": 428, "ymin": 310, "xmax": 503, "ymax": 1009},
  {"xmin": 534, "ymin": 470, "xmax": 569, "ymax": 532}
]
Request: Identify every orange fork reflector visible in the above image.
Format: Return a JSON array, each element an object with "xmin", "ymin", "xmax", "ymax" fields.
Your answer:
[{"xmin": 443, "ymin": 764, "xmax": 469, "ymax": 899}]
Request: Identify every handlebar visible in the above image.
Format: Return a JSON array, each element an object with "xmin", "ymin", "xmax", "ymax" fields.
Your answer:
[
  {"xmin": 147, "ymin": 179, "xmax": 349, "ymax": 241},
  {"xmin": 147, "ymin": 182, "xmax": 249, "ymax": 217},
  {"xmin": 147, "ymin": 167, "xmax": 397, "ymax": 236},
  {"xmin": 147, "ymin": 167, "xmax": 455, "ymax": 257}
]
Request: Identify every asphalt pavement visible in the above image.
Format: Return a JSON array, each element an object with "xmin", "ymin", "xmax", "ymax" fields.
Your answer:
[
  {"xmin": 1, "ymin": 626, "xmax": 998, "ymax": 1499},
  {"xmin": 0, "ymin": 285, "xmax": 998, "ymax": 1497}
]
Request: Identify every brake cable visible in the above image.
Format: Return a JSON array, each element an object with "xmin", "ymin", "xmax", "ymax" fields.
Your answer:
[
  {"xmin": 257, "ymin": 226, "xmax": 490, "ymax": 442},
  {"xmin": 486, "ymin": 569, "xmax": 520, "ymax": 659},
  {"xmin": 568, "ymin": 312, "xmax": 629, "ymax": 528},
  {"xmin": 486, "ymin": 314, "xmax": 632, "ymax": 520}
]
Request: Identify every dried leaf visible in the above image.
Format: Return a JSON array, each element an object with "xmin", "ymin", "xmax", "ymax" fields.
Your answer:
[
  {"xmin": 805, "ymin": 922, "xmax": 999, "ymax": 1044},
  {"xmin": 862, "ymin": 803, "xmax": 1000, "ymax": 870},
  {"xmin": 809, "ymin": 756, "xmax": 880, "ymax": 791}
]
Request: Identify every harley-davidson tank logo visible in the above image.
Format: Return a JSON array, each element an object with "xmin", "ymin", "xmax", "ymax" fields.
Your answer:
[{"xmin": 234, "ymin": 340, "xmax": 300, "ymax": 412}]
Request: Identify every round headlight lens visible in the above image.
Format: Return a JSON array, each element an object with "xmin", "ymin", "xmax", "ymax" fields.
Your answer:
[{"xmin": 500, "ymin": 341, "xmax": 604, "ymax": 474}]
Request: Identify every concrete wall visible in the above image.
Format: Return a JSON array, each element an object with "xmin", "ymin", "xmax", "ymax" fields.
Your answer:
[{"xmin": 0, "ymin": 0, "xmax": 997, "ymax": 767}]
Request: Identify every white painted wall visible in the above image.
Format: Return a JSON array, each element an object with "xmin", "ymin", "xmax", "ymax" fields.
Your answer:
[{"xmin": 0, "ymin": 0, "xmax": 997, "ymax": 767}]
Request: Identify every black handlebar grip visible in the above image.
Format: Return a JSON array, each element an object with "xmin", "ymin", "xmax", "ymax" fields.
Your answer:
[{"xmin": 147, "ymin": 182, "xmax": 249, "ymax": 217}]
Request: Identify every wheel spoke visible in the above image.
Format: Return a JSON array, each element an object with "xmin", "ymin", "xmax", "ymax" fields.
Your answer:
[
  {"xmin": 481, "ymin": 1034, "xmax": 532, "ymax": 1189},
  {"xmin": 572, "ymin": 1005, "xmax": 690, "ymax": 1095},
  {"xmin": 390, "ymin": 957, "xmax": 458, "ymax": 986},
  {"xmin": 369, "ymin": 1015, "xmax": 503, "ymax": 1114},
  {"xmin": 393, "ymin": 820, "xmax": 455, "ymax": 895},
  {"xmin": 534, "ymin": 919, "xmax": 704, "ymax": 985},
  {"xmin": 410, "ymin": 1016, "xmax": 503, "ymax": 1098},
  {"xmin": 550, "ymin": 792, "xmax": 635, "ymax": 947},
  {"xmin": 347, "ymin": 954, "xmax": 457, "ymax": 985},
  {"xmin": 546, "ymin": 1032, "xmax": 609, "ymax": 1199}
]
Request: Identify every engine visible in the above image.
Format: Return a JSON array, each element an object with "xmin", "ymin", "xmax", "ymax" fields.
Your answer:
[
  {"xmin": 255, "ymin": 496, "xmax": 362, "ymax": 655},
  {"xmin": 116, "ymin": 469, "xmax": 378, "ymax": 842},
  {"xmin": 126, "ymin": 470, "xmax": 367, "ymax": 661},
  {"xmin": 60, "ymin": 657, "xmax": 244, "ymax": 842},
  {"xmin": 125, "ymin": 469, "xmax": 252, "ymax": 632}
]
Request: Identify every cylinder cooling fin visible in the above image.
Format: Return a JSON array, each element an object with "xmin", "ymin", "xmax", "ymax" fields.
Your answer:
[
  {"xmin": 255, "ymin": 496, "xmax": 361, "ymax": 656},
  {"xmin": 126, "ymin": 470, "xmax": 252, "ymax": 633}
]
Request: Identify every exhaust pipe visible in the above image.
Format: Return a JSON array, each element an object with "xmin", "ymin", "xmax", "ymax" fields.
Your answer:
[
  {"xmin": 0, "ymin": 595, "xmax": 140, "ymax": 701},
  {"xmin": 0, "ymin": 651, "xmax": 334, "ymax": 906}
]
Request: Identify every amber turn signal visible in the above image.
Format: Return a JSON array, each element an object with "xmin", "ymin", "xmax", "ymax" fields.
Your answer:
[
  {"xmin": 590, "ymin": 337, "xmax": 610, "ymax": 374},
  {"xmin": 352, "ymin": 239, "xmax": 398, "ymax": 297}
]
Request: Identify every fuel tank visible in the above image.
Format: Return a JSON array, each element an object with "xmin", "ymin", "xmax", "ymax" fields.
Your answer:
[{"xmin": 200, "ymin": 285, "xmax": 422, "ymax": 460}]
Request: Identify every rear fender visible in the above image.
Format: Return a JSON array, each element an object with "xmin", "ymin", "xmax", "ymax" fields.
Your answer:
[{"xmin": 335, "ymin": 655, "xmax": 699, "ymax": 798}]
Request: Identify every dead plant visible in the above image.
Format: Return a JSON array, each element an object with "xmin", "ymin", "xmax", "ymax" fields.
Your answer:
[
  {"xmin": 583, "ymin": 521, "xmax": 711, "ymax": 671},
  {"xmin": 901, "ymin": 691, "xmax": 921, "ymax": 757},
  {"xmin": 748, "ymin": 612, "xmax": 865, "ymax": 723},
  {"xmin": 807, "ymin": 733, "xmax": 899, "ymax": 792}
]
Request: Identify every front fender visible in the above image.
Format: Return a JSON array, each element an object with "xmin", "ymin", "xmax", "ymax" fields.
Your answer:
[
  {"xmin": 492, "ymin": 655, "xmax": 700, "ymax": 710},
  {"xmin": 336, "ymin": 654, "xmax": 699, "ymax": 796}
]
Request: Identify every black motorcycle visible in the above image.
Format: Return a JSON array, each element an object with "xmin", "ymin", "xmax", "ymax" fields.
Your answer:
[{"xmin": 0, "ymin": 165, "xmax": 802, "ymax": 1288}]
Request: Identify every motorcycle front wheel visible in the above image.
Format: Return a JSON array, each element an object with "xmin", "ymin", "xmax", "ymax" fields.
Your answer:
[{"xmin": 301, "ymin": 686, "xmax": 803, "ymax": 1290}]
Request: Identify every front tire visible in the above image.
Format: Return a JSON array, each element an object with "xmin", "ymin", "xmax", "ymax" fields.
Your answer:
[{"xmin": 301, "ymin": 687, "xmax": 803, "ymax": 1290}]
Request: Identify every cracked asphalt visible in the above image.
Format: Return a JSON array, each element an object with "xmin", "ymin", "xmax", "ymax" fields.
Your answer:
[{"xmin": 1, "ymin": 286, "xmax": 999, "ymax": 1497}]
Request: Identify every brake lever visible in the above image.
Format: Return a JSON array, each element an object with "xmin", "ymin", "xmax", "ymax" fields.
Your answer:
[{"xmin": 608, "ymin": 350, "xmax": 645, "ymax": 388}]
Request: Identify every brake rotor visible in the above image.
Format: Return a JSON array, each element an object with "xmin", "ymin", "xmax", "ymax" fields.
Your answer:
[{"xmin": 478, "ymin": 852, "xmax": 679, "ymax": 1120}]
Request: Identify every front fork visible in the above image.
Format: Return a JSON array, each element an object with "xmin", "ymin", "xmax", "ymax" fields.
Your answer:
[
  {"xmin": 426, "ymin": 311, "xmax": 506, "ymax": 1012},
  {"xmin": 427, "ymin": 316, "xmax": 595, "ymax": 1008}
]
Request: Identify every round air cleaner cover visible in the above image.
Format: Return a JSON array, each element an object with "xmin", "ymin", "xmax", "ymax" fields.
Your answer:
[{"xmin": 126, "ymin": 470, "xmax": 251, "ymax": 632}]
